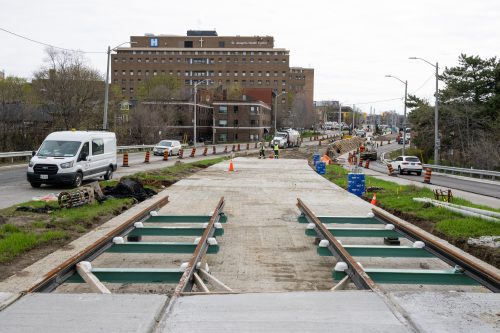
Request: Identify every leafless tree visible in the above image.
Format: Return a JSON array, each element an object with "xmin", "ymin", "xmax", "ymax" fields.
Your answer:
[{"xmin": 32, "ymin": 47, "xmax": 103, "ymax": 130}]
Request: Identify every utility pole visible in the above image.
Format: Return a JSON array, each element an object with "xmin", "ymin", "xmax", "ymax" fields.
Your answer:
[{"xmin": 338, "ymin": 102, "xmax": 342, "ymax": 137}]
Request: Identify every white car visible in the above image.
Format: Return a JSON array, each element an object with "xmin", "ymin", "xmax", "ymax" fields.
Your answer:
[
  {"xmin": 391, "ymin": 156, "xmax": 423, "ymax": 175},
  {"xmin": 153, "ymin": 140, "xmax": 182, "ymax": 156}
]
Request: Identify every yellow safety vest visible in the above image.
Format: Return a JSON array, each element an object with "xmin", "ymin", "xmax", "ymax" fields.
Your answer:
[{"xmin": 274, "ymin": 144, "xmax": 279, "ymax": 151}]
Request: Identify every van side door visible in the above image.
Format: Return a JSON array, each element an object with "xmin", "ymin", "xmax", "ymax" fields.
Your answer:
[
  {"xmin": 89, "ymin": 137, "xmax": 106, "ymax": 178},
  {"xmin": 78, "ymin": 142, "xmax": 91, "ymax": 174}
]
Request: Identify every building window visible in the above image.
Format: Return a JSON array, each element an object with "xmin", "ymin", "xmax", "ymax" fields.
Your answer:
[
  {"xmin": 266, "ymin": 71, "xmax": 270, "ymax": 77},
  {"xmin": 266, "ymin": 59, "xmax": 270, "ymax": 63},
  {"xmin": 250, "ymin": 106, "xmax": 257, "ymax": 113},
  {"xmin": 233, "ymin": 106, "xmax": 238, "ymax": 113},
  {"xmin": 219, "ymin": 106, "xmax": 228, "ymax": 114},
  {"xmin": 129, "ymin": 70, "xmax": 134, "ymax": 76},
  {"xmin": 145, "ymin": 58, "xmax": 150, "ymax": 63},
  {"xmin": 234, "ymin": 72, "xmax": 238, "ymax": 77},
  {"xmin": 145, "ymin": 70, "xmax": 150, "ymax": 76},
  {"xmin": 258, "ymin": 80, "xmax": 262, "ymax": 85},
  {"xmin": 121, "ymin": 58, "xmax": 126, "ymax": 63},
  {"xmin": 113, "ymin": 58, "xmax": 118, "ymax": 63},
  {"xmin": 218, "ymin": 134, "xmax": 227, "ymax": 142},
  {"xmin": 184, "ymin": 40, "xmax": 193, "ymax": 48},
  {"xmin": 242, "ymin": 71, "xmax": 246, "ymax": 77},
  {"xmin": 153, "ymin": 58, "xmax": 157, "ymax": 63},
  {"xmin": 153, "ymin": 70, "xmax": 157, "ymax": 76},
  {"xmin": 161, "ymin": 58, "xmax": 165, "ymax": 63},
  {"xmin": 233, "ymin": 119, "xmax": 238, "ymax": 126},
  {"xmin": 251, "ymin": 119, "xmax": 256, "ymax": 126},
  {"xmin": 250, "ymin": 58, "xmax": 254, "ymax": 63},
  {"xmin": 250, "ymin": 71, "xmax": 254, "ymax": 77},
  {"xmin": 266, "ymin": 80, "xmax": 270, "ymax": 85},
  {"xmin": 218, "ymin": 41, "xmax": 225, "ymax": 47},
  {"xmin": 114, "ymin": 70, "xmax": 117, "ymax": 76},
  {"xmin": 282, "ymin": 80, "xmax": 286, "ymax": 86},
  {"xmin": 258, "ymin": 71, "xmax": 262, "ymax": 77},
  {"xmin": 130, "ymin": 87, "xmax": 134, "ymax": 94},
  {"xmin": 219, "ymin": 119, "xmax": 227, "ymax": 127},
  {"xmin": 137, "ymin": 70, "xmax": 142, "ymax": 76},
  {"xmin": 226, "ymin": 71, "xmax": 230, "ymax": 77}
]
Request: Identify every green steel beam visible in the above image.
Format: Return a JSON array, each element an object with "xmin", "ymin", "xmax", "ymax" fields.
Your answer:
[
  {"xmin": 106, "ymin": 242, "xmax": 219, "ymax": 254},
  {"xmin": 68, "ymin": 268, "xmax": 183, "ymax": 284},
  {"xmin": 145, "ymin": 215, "xmax": 227, "ymax": 223},
  {"xmin": 334, "ymin": 268, "xmax": 478, "ymax": 285},
  {"xmin": 317, "ymin": 245, "xmax": 433, "ymax": 258},
  {"xmin": 128, "ymin": 227, "xmax": 224, "ymax": 237},
  {"xmin": 306, "ymin": 227, "xmax": 400, "ymax": 238},
  {"xmin": 298, "ymin": 216, "xmax": 381, "ymax": 224}
]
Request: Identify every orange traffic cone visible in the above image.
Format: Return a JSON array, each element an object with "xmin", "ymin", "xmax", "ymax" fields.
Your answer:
[
  {"xmin": 370, "ymin": 193, "xmax": 377, "ymax": 205},
  {"xmin": 228, "ymin": 160, "xmax": 234, "ymax": 172}
]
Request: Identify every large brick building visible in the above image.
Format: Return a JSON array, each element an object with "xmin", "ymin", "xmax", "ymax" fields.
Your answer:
[{"xmin": 111, "ymin": 30, "xmax": 314, "ymax": 141}]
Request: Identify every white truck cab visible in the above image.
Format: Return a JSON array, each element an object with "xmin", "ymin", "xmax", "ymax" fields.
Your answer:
[{"xmin": 27, "ymin": 131, "xmax": 117, "ymax": 188}]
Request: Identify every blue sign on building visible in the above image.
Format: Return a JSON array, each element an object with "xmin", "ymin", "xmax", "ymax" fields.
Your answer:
[{"xmin": 150, "ymin": 38, "xmax": 159, "ymax": 47}]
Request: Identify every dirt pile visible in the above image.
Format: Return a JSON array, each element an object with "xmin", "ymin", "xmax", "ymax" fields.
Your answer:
[{"xmin": 103, "ymin": 178, "xmax": 157, "ymax": 202}]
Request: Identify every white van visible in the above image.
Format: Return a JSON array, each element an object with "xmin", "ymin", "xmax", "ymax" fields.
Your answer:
[{"xmin": 27, "ymin": 131, "xmax": 117, "ymax": 188}]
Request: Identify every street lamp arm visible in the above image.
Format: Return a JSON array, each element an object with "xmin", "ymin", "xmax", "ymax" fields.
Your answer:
[
  {"xmin": 385, "ymin": 75, "xmax": 405, "ymax": 85},
  {"xmin": 409, "ymin": 57, "xmax": 436, "ymax": 68},
  {"xmin": 111, "ymin": 41, "xmax": 137, "ymax": 51}
]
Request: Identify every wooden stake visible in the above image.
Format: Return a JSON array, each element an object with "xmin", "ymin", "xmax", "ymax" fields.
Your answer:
[{"xmin": 76, "ymin": 262, "xmax": 111, "ymax": 294}]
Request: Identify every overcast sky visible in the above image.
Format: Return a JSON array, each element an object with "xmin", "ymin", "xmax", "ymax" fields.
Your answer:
[{"xmin": 1, "ymin": 0, "xmax": 498, "ymax": 114}]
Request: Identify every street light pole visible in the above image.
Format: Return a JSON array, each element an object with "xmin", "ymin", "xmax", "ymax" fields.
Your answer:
[
  {"xmin": 103, "ymin": 41, "xmax": 136, "ymax": 131},
  {"xmin": 385, "ymin": 75, "xmax": 408, "ymax": 156},
  {"xmin": 273, "ymin": 91, "xmax": 286, "ymax": 134},
  {"xmin": 103, "ymin": 46, "xmax": 111, "ymax": 130},
  {"xmin": 409, "ymin": 57, "xmax": 439, "ymax": 164},
  {"xmin": 193, "ymin": 79, "xmax": 210, "ymax": 146},
  {"xmin": 338, "ymin": 102, "xmax": 342, "ymax": 137}
]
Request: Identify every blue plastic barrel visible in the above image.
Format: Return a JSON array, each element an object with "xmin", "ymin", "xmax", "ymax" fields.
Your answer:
[
  {"xmin": 316, "ymin": 161, "xmax": 326, "ymax": 175},
  {"xmin": 313, "ymin": 153, "xmax": 320, "ymax": 166},
  {"xmin": 347, "ymin": 173, "xmax": 365, "ymax": 197}
]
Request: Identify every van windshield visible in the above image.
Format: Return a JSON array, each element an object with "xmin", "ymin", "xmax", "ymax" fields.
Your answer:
[{"xmin": 37, "ymin": 140, "xmax": 81, "ymax": 157}]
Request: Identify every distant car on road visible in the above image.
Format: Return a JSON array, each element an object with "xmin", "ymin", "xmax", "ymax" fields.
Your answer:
[
  {"xmin": 354, "ymin": 129, "xmax": 366, "ymax": 137},
  {"xmin": 153, "ymin": 140, "xmax": 182, "ymax": 156},
  {"xmin": 397, "ymin": 136, "xmax": 409, "ymax": 144},
  {"xmin": 391, "ymin": 156, "xmax": 423, "ymax": 175}
]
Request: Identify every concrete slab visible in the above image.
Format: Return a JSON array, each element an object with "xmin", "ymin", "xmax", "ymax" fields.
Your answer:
[
  {"xmin": 159, "ymin": 291, "xmax": 411, "ymax": 332},
  {"xmin": 156, "ymin": 158, "xmax": 373, "ymax": 292},
  {"xmin": 389, "ymin": 292, "xmax": 500, "ymax": 333},
  {"xmin": 0, "ymin": 293, "xmax": 168, "ymax": 333}
]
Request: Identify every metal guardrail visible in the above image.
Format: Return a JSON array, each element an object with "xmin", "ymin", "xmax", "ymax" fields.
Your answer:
[
  {"xmin": 0, "ymin": 145, "xmax": 156, "ymax": 161},
  {"xmin": 423, "ymin": 164, "xmax": 499, "ymax": 181}
]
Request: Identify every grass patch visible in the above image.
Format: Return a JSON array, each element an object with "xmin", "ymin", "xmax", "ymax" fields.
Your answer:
[
  {"xmin": 127, "ymin": 157, "xmax": 226, "ymax": 189},
  {"xmin": 0, "ymin": 224, "xmax": 67, "ymax": 263},
  {"xmin": 324, "ymin": 164, "xmax": 500, "ymax": 240},
  {"xmin": 300, "ymin": 131, "xmax": 321, "ymax": 138}
]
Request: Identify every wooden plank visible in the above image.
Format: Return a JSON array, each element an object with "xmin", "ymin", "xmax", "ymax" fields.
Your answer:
[
  {"xmin": 330, "ymin": 275, "xmax": 350, "ymax": 291},
  {"xmin": 76, "ymin": 262, "xmax": 111, "ymax": 294},
  {"xmin": 193, "ymin": 272, "xmax": 209, "ymax": 293},
  {"xmin": 198, "ymin": 268, "xmax": 234, "ymax": 292}
]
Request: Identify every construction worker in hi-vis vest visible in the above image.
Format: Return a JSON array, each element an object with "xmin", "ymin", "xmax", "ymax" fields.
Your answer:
[
  {"xmin": 273, "ymin": 143, "xmax": 279, "ymax": 159},
  {"xmin": 259, "ymin": 141, "xmax": 266, "ymax": 159}
]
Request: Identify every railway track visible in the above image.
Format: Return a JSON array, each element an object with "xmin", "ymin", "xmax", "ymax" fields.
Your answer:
[
  {"xmin": 31, "ymin": 196, "xmax": 230, "ymax": 295},
  {"xmin": 297, "ymin": 198, "xmax": 500, "ymax": 293}
]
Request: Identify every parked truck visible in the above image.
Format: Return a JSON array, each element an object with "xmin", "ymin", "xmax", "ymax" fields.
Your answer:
[
  {"xmin": 271, "ymin": 129, "xmax": 301, "ymax": 148},
  {"xmin": 360, "ymin": 140, "xmax": 378, "ymax": 161}
]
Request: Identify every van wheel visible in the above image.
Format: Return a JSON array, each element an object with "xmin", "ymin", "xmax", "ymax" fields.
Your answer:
[
  {"xmin": 398, "ymin": 166, "xmax": 403, "ymax": 175},
  {"xmin": 30, "ymin": 182, "xmax": 41, "ymax": 188},
  {"xmin": 73, "ymin": 172, "xmax": 83, "ymax": 188},
  {"xmin": 104, "ymin": 167, "xmax": 113, "ymax": 180}
]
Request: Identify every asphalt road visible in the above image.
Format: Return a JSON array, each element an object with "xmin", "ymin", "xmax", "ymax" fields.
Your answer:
[
  {"xmin": 370, "ymin": 142, "xmax": 500, "ymax": 199},
  {"xmin": 0, "ymin": 138, "xmax": 325, "ymax": 209}
]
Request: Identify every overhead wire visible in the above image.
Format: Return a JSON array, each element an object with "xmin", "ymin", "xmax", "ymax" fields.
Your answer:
[{"xmin": 0, "ymin": 27, "xmax": 106, "ymax": 54}]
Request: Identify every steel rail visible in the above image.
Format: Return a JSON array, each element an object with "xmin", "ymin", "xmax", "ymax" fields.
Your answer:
[
  {"xmin": 29, "ymin": 195, "xmax": 170, "ymax": 292},
  {"xmin": 297, "ymin": 198, "xmax": 377, "ymax": 291},
  {"xmin": 372, "ymin": 207, "xmax": 500, "ymax": 292},
  {"xmin": 174, "ymin": 197, "xmax": 225, "ymax": 295}
]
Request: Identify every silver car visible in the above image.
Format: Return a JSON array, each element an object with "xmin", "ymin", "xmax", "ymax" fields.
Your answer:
[{"xmin": 153, "ymin": 140, "xmax": 182, "ymax": 156}]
